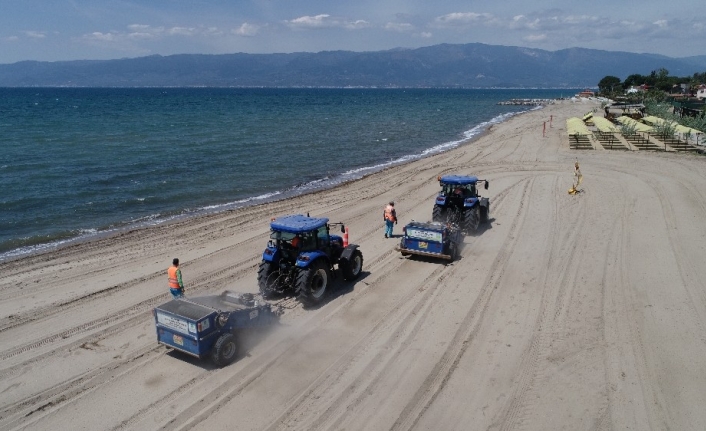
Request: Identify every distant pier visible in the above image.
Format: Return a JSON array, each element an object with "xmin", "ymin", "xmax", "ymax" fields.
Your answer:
[{"xmin": 497, "ymin": 98, "xmax": 557, "ymax": 106}]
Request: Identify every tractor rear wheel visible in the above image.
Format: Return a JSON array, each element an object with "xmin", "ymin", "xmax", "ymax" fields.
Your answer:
[
  {"xmin": 257, "ymin": 261, "xmax": 277, "ymax": 298},
  {"xmin": 464, "ymin": 206, "xmax": 480, "ymax": 231},
  {"xmin": 296, "ymin": 260, "xmax": 331, "ymax": 306},
  {"xmin": 340, "ymin": 250, "xmax": 363, "ymax": 281},
  {"xmin": 212, "ymin": 333, "xmax": 239, "ymax": 367}
]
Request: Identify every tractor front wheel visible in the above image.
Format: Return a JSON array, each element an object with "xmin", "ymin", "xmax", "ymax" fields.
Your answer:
[
  {"xmin": 340, "ymin": 250, "xmax": 363, "ymax": 281},
  {"xmin": 296, "ymin": 260, "xmax": 332, "ymax": 306},
  {"xmin": 480, "ymin": 203, "xmax": 490, "ymax": 223},
  {"xmin": 212, "ymin": 333, "xmax": 239, "ymax": 367},
  {"xmin": 432, "ymin": 205, "xmax": 444, "ymax": 222}
]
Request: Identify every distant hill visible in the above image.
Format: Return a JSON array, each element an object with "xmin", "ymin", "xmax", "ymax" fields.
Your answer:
[{"xmin": 1, "ymin": 43, "xmax": 705, "ymax": 88}]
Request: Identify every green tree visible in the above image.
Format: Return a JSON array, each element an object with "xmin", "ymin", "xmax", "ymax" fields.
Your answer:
[
  {"xmin": 598, "ymin": 75, "xmax": 622, "ymax": 95},
  {"xmin": 624, "ymin": 74, "xmax": 647, "ymax": 89}
]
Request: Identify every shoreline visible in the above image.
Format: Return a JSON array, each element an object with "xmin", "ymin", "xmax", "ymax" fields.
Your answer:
[{"xmin": 0, "ymin": 103, "xmax": 541, "ymax": 264}]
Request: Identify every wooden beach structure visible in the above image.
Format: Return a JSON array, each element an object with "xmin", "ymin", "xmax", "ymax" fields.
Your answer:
[
  {"xmin": 591, "ymin": 117, "xmax": 629, "ymax": 150},
  {"xmin": 566, "ymin": 117, "xmax": 595, "ymax": 149},
  {"xmin": 641, "ymin": 116, "xmax": 702, "ymax": 152},
  {"xmin": 569, "ymin": 113, "xmax": 705, "ymax": 154},
  {"xmin": 614, "ymin": 116, "xmax": 664, "ymax": 151}
]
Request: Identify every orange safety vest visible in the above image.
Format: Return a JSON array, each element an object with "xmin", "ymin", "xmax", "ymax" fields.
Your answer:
[
  {"xmin": 168, "ymin": 265, "xmax": 181, "ymax": 289},
  {"xmin": 384, "ymin": 205, "xmax": 396, "ymax": 222}
]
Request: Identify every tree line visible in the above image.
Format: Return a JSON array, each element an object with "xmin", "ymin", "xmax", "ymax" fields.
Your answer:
[{"xmin": 598, "ymin": 69, "xmax": 706, "ymax": 97}]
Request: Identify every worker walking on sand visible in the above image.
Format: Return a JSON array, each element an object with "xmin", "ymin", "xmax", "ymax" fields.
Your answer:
[
  {"xmin": 568, "ymin": 160, "xmax": 583, "ymax": 195},
  {"xmin": 383, "ymin": 201, "xmax": 398, "ymax": 238},
  {"xmin": 167, "ymin": 258, "xmax": 185, "ymax": 298}
]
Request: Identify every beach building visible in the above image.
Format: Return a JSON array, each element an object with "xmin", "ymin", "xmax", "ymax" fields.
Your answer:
[
  {"xmin": 697, "ymin": 85, "xmax": 706, "ymax": 100},
  {"xmin": 576, "ymin": 89, "xmax": 595, "ymax": 98}
]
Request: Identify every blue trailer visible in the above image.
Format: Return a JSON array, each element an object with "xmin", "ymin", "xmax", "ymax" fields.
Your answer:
[
  {"xmin": 154, "ymin": 291, "xmax": 279, "ymax": 367},
  {"xmin": 395, "ymin": 221, "xmax": 462, "ymax": 262}
]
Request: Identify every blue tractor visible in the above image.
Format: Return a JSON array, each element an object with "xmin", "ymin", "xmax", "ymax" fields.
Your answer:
[
  {"xmin": 257, "ymin": 214, "xmax": 363, "ymax": 306},
  {"xmin": 432, "ymin": 175, "xmax": 490, "ymax": 231}
]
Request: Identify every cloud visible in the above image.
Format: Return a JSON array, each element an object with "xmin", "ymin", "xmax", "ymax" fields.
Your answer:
[
  {"xmin": 24, "ymin": 31, "xmax": 46, "ymax": 39},
  {"xmin": 128, "ymin": 32, "xmax": 156, "ymax": 40},
  {"xmin": 287, "ymin": 14, "xmax": 334, "ymax": 29},
  {"xmin": 234, "ymin": 23, "xmax": 259, "ymax": 37},
  {"xmin": 85, "ymin": 32, "xmax": 116, "ymax": 41},
  {"xmin": 203, "ymin": 27, "xmax": 224, "ymax": 36},
  {"xmin": 127, "ymin": 24, "xmax": 151, "ymax": 32},
  {"xmin": 385, "ymin": 22, "xmax": 414, "ymax": 33},
  {"xmin": 81, "ymin": 23, "xmax": 224, "ymax": 44},
  {"xmin": 345, "ymin": 20, "xmax": 370, "ymax": 30},
  {"xmin": 432, "ymin": 12, "xmax": 495, "ymax": 27},
  {"xmin": 168, "ymin": 27, "xmax": 197, "ymax": 36},
  {"xmin": 523, "ymin": 34, "xmax": 547, "ymax": 42},
  {"xmin": 5, "ymin": 36, "xmax": 19, "ymax": 41},
  {"xmin": 127, "ymin": 24, "xmax": 164, "ymax": 39},
  {"xmin": 286, "ymin": 14, "xmax": 368, "ymax": 30}
]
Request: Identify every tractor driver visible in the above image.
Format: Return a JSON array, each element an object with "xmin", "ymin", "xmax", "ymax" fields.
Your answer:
[{"xmin": 290, "ymin": 235, "xmax": 301, "ymax": 249}]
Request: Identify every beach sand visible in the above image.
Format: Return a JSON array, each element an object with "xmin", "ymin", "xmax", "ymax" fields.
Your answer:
[{"xmin": 2, "ymin": 99, "xmax": 706, "ymax": 431}]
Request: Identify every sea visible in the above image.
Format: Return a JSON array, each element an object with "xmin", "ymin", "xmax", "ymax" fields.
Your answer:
[{"xmin": 0, "ymin": 87, "xmax": 576, "ymax": 261}]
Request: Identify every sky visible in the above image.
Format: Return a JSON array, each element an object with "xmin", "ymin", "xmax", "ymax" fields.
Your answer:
[{"xmin": 1, "ymin": 0, "xmax": 705, "ymax": 65}]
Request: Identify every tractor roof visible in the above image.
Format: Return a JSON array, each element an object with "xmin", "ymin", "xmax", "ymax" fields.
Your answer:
[
  {"xmin": 440, "ymin": 175, "xmax": 478, "ymax": 185},
  {"xmin": 270, "ymin": 214, "xmax": 329, "ymax": 233}
]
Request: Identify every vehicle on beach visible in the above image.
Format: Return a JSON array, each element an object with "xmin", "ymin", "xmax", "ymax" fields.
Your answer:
[
  {"xmin": 257, "ymin": 214, "xmax": 363, "ymax": 306},
  {"xmin": 395, "ymin": 221, "xmax": 462, "ymax": 262},
  {"xmin": 154, "ymin": 291, "xmax": 280, "ymax": 367},
  {"xmin": 432, "ymin": 175, "xmax": 490, "ymax": 232}
]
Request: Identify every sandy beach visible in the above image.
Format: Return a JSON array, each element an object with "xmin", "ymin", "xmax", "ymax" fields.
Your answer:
[{"xmin": 2, "ymin": 99, "xmax": 706, "ymax": 431}]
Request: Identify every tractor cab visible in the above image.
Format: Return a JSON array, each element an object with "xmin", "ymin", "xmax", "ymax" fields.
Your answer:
[{"xmin": 433, "ymin": 174, "xmax": 490, "ymax": 231}]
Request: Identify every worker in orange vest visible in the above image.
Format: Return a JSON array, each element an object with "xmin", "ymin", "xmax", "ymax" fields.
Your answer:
[
  {"xmin": 383, "ymin": 201, "xmax": 397, "ymax": 238},
  {"xmin": 167, "ymin": 258, "xmax": 185, "ymax": 298}
]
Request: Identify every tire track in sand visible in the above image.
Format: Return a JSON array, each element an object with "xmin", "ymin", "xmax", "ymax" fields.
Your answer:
[{"xmin": 389, "ymin": 178, "xmax": 534, "ymax": 431}]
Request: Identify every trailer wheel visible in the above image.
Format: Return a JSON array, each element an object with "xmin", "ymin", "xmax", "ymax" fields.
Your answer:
[
  {"xmin": 340, "ymin": 250, "xmax": 363, "ymax": 281},
  {"xmin": 296, "ymin": 260, "xmax": 331, "ymax": 306},
  {"xmin": 212, "ymin": 333, "xmax": 239, "ymax": 367},
  {"xmin": 448, "ymin": 243, "xmax": 458, "ymax": 262}
]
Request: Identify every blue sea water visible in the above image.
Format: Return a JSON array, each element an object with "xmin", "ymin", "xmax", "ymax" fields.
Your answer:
[{"xmin": 0, "ymin": 87, "xmax": 574, "ymax": 260}]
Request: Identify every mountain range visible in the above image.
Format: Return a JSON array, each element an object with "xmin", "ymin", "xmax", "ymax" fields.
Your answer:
[{"xmin": 1, "ymin": 43, "xmax": 705, "ymax": 88}]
